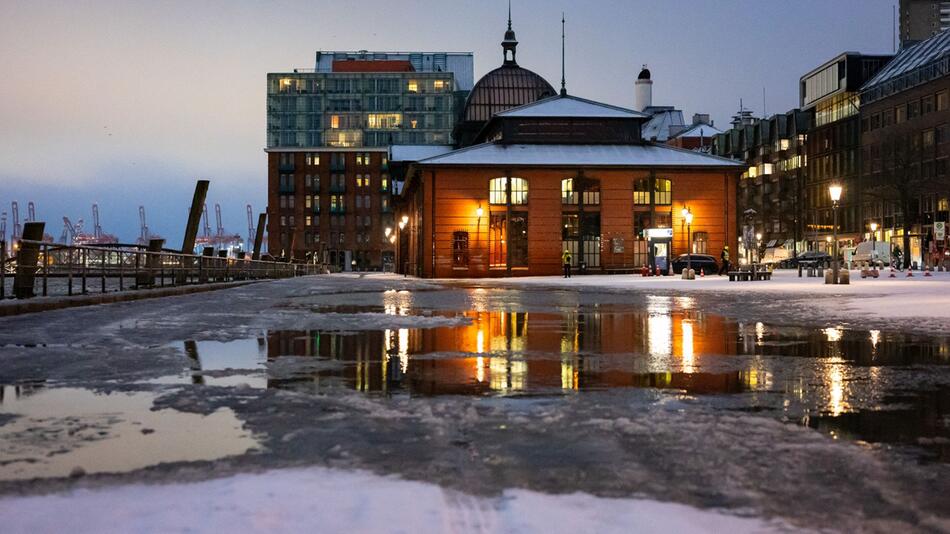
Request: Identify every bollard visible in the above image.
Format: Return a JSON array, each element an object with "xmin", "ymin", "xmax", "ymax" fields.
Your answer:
[
  {"xmin": 861, "ymin": 267, "xmax": 868, "ymax": 279},
  {"xmin": 824, "ymin": 269, "xmax": 834, "ymax": 285},
  {"xmin": 838, "ymin": 269, "xmax": 850, "ymax": 285},
  {"xmin": 13, "ymin": 222, "xmax": 45, "ymax": 299}
]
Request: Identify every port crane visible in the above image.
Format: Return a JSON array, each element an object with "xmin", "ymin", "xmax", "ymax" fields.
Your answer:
[{"xmin": 246, "ymin": 204, "xmax": 255, "ymax": 252}]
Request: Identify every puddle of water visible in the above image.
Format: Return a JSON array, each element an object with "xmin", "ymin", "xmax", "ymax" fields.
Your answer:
[
  {"xmin": 167, "ymin": 298, "xmax": 950, "ymax": 461},
  {"xmin": 0, "ymin": 386, "xmax": 258, "ymax": 481}
]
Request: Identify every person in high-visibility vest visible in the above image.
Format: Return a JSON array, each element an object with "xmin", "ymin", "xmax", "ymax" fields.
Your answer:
[
  {"xmin": 562, "ymin": 249, "xmax": 572, "ymax": 278},
  {"xmin": 718, "ymin": 246, "xmax": 730, "ymax": 275}
]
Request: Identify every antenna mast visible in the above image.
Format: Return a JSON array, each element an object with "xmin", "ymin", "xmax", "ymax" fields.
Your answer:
[{"xmin": 560, "ymin": 13, "xmax": 567, "ymax": 96}]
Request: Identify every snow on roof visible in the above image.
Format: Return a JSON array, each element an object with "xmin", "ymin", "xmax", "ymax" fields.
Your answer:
[
  {"xmin": 863, "ymin": 29, "xmax": 950, "ymax": 90},
  {"xmin": 414, "ymin": 142, "xmax": 742, "ymax": 167},
  {"xmin": 494, "ymin": 94, "xmax": 649, "ymax": 119},
  {"xmin": 641, "ymin": 109, "xmax": 686, "ymax": 142},
  {"xmin": 671, "ymin": 123, "xmax": 723, "ymax": 139},
  {"xmin": 389, "ymin": 145, "xmax": 455, "ymax": 162}
]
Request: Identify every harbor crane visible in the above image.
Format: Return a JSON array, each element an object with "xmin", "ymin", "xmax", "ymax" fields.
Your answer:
[
  {"xmin": 11, "ymin": 202, "xmax": 21, "ymax": 241},
  {"xmin": 246, "ymin": 204, "xmax": 255, "ymax": 252},
  {"xmin": 27, "ymin": 201, "xmax": 36, "ymax": 222}
]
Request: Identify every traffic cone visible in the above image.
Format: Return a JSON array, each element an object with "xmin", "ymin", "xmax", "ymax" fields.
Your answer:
[
  {"xmin": 907, "ymin": 269, "xmax": 914, "ymax": 277},
  {"xmin": 925, "ymin": 266, "xmax": 932, "ymax": 277},
  {"xmin": 700, "ymin": 269, "xmax": 705, "ymax": 278},
  {"xmin": 889, "ymin": 267, "xmax": 896, "ymax": 278}
]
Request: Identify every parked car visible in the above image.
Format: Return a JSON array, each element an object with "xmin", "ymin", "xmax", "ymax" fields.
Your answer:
[
  {"xmin": 671, "ymin": 254, "xmax": 718, "ymax": 275},
  {"xmin": 782, "ymin": 251, "xmax": 831, "ymax": 269}
]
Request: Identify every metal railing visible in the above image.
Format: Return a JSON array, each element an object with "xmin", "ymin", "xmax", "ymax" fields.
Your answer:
[{"xmin": 0, "ymin": 239, "xmax": 322, "ymax": 300}]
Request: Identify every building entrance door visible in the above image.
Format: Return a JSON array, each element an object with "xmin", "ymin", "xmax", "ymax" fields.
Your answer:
[{"xmin": 651, "ymin": 241, "xmax": 669, "ymax": 273}]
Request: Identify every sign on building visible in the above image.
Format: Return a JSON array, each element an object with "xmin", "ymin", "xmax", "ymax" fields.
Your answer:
[{"xmin": 936, "ymin": 221, "xmax": 946, "ymax": 241}]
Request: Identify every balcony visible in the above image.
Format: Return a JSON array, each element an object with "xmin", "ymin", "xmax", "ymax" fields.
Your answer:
[
  {"xmin": 330, "ymin": 161, "xmax": 346, "ymax": 172},
  {"xmin": 312, "ymin": 205, "xmax": 321, "ymax": 214},
  {"xmin": 310, "ymin": 183, "xmax": 321, "ymax": 193}
]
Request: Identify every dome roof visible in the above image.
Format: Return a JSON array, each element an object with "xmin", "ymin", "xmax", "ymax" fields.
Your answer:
[
  {"xmin": 462, "ymin": 65, "xmax": 557, "ymax": 122},
  {"xmin": 638, "ymin": 66, "xmax": 651, "ymax": 80}
]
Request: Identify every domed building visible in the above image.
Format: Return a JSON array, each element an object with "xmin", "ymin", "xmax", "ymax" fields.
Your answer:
[{"xmin": 453, "ymin": 13, "xmax": 557, "ymax": 147}]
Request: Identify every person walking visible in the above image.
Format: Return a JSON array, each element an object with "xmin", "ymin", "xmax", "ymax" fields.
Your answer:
[
  {"xmin": 718, "ymin": 245, "xmax": 730, "ymax": 275},
  {"xmin": 562, "ymin": 249, "xmax": 573, "ymax": 278}
]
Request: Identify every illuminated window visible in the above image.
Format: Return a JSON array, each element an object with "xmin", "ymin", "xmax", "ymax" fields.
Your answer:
[
  {"xmin": 489, "ymin": 177, "xmax": 528, "ymax": 205},
  {"xmin": 328, "ymin": 131, "xmax": 361, "ymax": 148},
  {"xmin": 561, "ymin": 179, "xmax": 577, "ymax": 204},
  {"xmin": 407, "ymin": 80, "xmax": 419, "ymax": 93},
  {"xmin": 330, "ymin": 115, "xmax": 340, "ymax": 129},
  {"xmin": 380, "ymin": 175, "xmax": 389, "ymax": 192},
  {"xmin": 748, "ymin": 166, "xmax": 758, "ymax": 178},
  {"xmin": 305, "ymin": 153, "xmax": 320, "ymax": 165},
  {"xmin": 654, "ymin": 178, "xmax": 671, "ymax": 205},
  {"xmin": 367, "ymin": 113, "xmax": 402, "ymax": 129},
  {"xmin": 633, "ymin": 179, "xmax": 650, "ymax": 205}
]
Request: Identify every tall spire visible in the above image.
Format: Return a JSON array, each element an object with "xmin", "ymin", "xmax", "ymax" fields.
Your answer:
[
  {"xmin": 502, "ymin": 0, "xmax": 518, "ymax": 65},
  {"xmin": 560, "ymin": 13, "xmax": 567, "ymax": 96}
]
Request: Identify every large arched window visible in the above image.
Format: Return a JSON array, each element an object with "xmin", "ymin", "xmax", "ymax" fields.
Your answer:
[{"xmin": 489, "ymin": 177, "xmax": 528, "ymax": 205}]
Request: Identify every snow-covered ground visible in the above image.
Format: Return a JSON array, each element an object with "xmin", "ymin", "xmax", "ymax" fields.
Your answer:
[{"xmin": 0, "ymin": 467, "xmax": 780, "ymax": 534}]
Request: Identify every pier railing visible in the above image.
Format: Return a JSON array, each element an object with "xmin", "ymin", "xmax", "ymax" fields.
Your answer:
[{"xmin": 0, "ymin": 239, "xmax": 320, "ymax": 300}]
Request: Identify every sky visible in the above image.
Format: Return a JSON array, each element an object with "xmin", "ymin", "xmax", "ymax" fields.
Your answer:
[{"xmin": 0, "ymin": 0, "xmax": 896, "ymax": 245}]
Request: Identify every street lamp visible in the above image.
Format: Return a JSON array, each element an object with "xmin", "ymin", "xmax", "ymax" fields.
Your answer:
[
  {"xmin": 829, "ymin": 184, "xmax": 842, "ymax": 284},
  {"xmin": 476, "ymin": 206, "xmax": 484, "ymax": 218},
  {"xmin": 869, "ymin": 221, "xmax": 878, "ymax": 267},
  {"xmin": 385, "ymin": 227, "xmax": 392, "ymax": 237},
  {"xmin": 755, "ymin": 232, "xmax": 762, "ymax": 264},
  {"xmin": 681, "ymin": 207, "xmax": 693, "ymax": 278}
]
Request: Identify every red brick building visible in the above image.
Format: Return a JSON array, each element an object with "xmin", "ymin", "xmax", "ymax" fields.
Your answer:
[{"xmin": 398, "ymin": 95, "xmax": 741, "ymax": 278}]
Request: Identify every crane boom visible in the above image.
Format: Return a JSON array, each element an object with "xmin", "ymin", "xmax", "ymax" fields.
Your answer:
[
  {"xmin": 201, "ymin": 204, "xmax": 211, "ymax": 238},
  {"xmin": 11, "ymin": 202, "xmax": 21, "ymax": 240},
  {"xmin": 215, "ymin": 204, "xmax": 224, "ymax": 237},
  {"xmin": 139, "ymin": 206, "xmax": 148, "ymax": 242},
  {"xmin": 92, "ymin": 203, "xmax": 101, "ymax": 239},
  {"xmin": 27, "ymin": 201, "xmax": 35, "ymax": 222},
  {"xmin": 246, "ymin": 204, "xmax": 255, "ymax": 250},
  {"xmin": 1, "ymin": 212, "xmax": 7, "ymax": 245}
]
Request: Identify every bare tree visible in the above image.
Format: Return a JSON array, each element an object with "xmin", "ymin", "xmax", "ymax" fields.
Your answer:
[{"xmin": 865, "ymin": 131, "xmax": 949, "ymax": 268}]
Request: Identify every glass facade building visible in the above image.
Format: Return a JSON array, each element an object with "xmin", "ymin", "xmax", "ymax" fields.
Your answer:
[{"xmin": 266, "ymin": 51, "xmax": 474, "ymax": 149}]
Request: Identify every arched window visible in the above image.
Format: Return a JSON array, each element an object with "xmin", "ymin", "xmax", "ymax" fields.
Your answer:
[
  {"xmin": 489, "ymin": 177, "xmax": 528, "ymax": 205},
  {"xmin": 561, "ymin": 178, "xmax": 577, "ymax": 205}
]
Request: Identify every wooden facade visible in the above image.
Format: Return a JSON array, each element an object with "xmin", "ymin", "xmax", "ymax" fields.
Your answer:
[{"xmin": 399, "ymin": 165, "xmax": 738, "ymax": 278}]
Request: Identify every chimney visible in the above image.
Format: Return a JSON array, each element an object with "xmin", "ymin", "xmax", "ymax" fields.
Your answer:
[
  {"xmin": 692, "ymin": 113, "xmax": 710, "ymax": 126},
  {"xmin": 635, "ymin": 65, "xmax": 652, "ymax": 112}
]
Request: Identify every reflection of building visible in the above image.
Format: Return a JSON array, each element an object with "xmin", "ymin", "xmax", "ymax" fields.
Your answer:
[
  {"xmin": 900, "ymin": 0, "xmax": 950, "ymax": 48},
  {"xmin": 859, "ymin": 30, "xmax": 949, "ymax": 267},
  {"xmin": 397, "ymin": 22, "xmax": 740, "ymax": 277},
  {"xmin": 265, "ymin": 51, "xmax": 474, "ymax": 268},
  {"xmin": 800, "ymin": 52, "xmax": 892, "ymax": 251}
]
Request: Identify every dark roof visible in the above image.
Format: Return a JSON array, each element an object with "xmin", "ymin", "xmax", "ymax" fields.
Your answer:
[
  {"xmin": 638, "ymin": 67, "xmax": 651, "ymax": 80},
  {"xmin": 462, "ymin": 65, "xmax": 557, "ymax": 122},
  {"xmin": 861, "ymin": 29, "xmax": 950, "ymax": 103}
]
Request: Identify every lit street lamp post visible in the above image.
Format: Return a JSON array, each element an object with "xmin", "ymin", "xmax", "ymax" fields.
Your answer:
[
  {"xmin": 681, "ymin": 207, "xmax": 693, "ymax": 279},
  {"xmin": 829, "ymin": 184, "xmax": 842, "ymax": 284},
  {"xmin": 870, "ymin": 221, "xmax": 878, "ymax": 268}
]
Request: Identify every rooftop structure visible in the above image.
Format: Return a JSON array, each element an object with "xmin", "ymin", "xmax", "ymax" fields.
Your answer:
[
  {"xmin": 862, "ymin": 28, "xmax": 950, "ymax": 105},
  {"xmin": 453, "ymin": 9, "xmax": 557, "ymax": 147},
  {"xmin": 899, "ymin": 0, "xmax": 950, "ymax": 48}
]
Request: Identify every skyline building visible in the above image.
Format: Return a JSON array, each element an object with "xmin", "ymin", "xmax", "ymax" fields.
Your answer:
[{"xmin": 264, "ymin": 51, "xmax": 474, "ymax": 269}]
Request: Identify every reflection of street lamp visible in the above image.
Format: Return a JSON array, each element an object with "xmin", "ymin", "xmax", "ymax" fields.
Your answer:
[
  {"xmin": 476, "ymin": 205, "xmax": 483, "ymax": 218},
  {"xmin": 829, "ymin": 184, "xmax": 842, "ymax": 284},
  {"xmin": 681, "ymin": 207, "xmax": 693, "ymax": 278}
]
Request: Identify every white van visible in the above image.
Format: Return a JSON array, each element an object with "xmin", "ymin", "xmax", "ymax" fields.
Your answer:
[{"xmin": 852, "ymin": 241, "xmax": 890, "ymax": 267}]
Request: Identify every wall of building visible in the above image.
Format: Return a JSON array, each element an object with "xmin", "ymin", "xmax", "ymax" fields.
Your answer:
[
  {"xmin": 402, "ymin": 167, "xmax": 737, "ymax": 278},
  {"xmin": 267, "ymin": 149, "xmax": 395, "ymax": 269}
]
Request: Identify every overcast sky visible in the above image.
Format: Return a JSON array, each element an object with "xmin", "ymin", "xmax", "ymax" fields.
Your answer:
[{"xmin": 0, "ymin": 0, "xmax": 896, "ymax": 245}]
